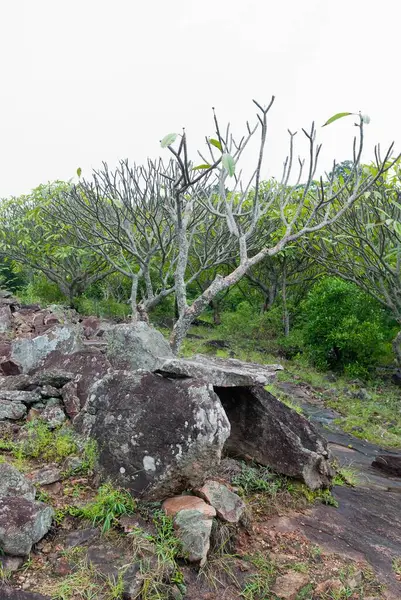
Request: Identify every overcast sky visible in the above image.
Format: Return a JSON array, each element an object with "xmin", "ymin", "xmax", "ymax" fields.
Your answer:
[{"xmin": 1, "ymin": 0, "xmax": 400, "ymax": 198}]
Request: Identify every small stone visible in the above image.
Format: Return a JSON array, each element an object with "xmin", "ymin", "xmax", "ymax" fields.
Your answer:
[
  {"xmin": 61, "ymin": 381, "xmax": 81, "ymax": 419},
  {"xmin": 0, "ymin": 496, "xmax": 54, "ymax": 556},
  {"xmin": 40, "ymin": 405, "xmax": 66, "ymax": 429},
  {"xmin": 122, "ymin": 563, "xmax": 142, "ymax": 599},
  {"xmin": 173, "ymin": 509, "xmax": 213, "ymax": 566},
  {"xmin": 347, "ymin": 569, "xmax": 363, "ymax": 589},
  {"xmin": 0, "ymin": 463, "xmax": 36, "ymax": 500},
  {"xmin": 314, "ymin": 579, "xmax": 343, "ymax": 595},
  {"xmin": 27, "ymin": 408, "xmax": 43, "ymax": 422},
  {"xmin": 194, "ymin": 480, "xmax": 245, "ymax": 523},
  {"xmin": 31, "ymin": 466, "xmax": 62, "ymax": 486},
  {"xmin": 40, "ymin": 385, "xmax": 61, "ymax": 399},
  {"xmin": 0, "ymin": 555, "xmax": 24, "ymax": 572},
  {"xmin": 163, "ymin": 495, "xmax": 216, "ymax": 519},
  {"xmin": 271, "ymin": 572, "xmax": 309, "ymax": 600},
  {"xmin": 54, "ymin": 557, "xmax": 72, "ymax": 576},
  {"xmin": 62, "ymin": 455, "xmax": 84, "ymax": 474}
]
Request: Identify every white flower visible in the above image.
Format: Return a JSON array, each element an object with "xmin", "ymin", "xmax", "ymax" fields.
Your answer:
[{"xmin": 362, "ymin": 114, "xmax": 371, "ymax": 125}]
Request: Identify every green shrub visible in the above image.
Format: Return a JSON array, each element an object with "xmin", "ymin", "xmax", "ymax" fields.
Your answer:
[
  {"xmin": 17, "ymin": 275, "xmax": 65, "ymax": 305},
  {"xmin": 300, "ymin": 277, "xmax": 395, "ymax": 376}
]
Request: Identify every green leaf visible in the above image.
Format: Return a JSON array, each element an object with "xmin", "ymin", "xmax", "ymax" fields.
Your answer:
[
  {"xmin": 322, "ymin": 112, "xmax": 354, "ymax": 127},
  {"xmin": 76, "ymin": 167, "xmax": 82, "ymax": 178},
  {"xmin": 160, "ymin": 133, "xmax": 178, "ymax": 148},
  {"xmin": 192, "ymin": 164, "xmax": 211, "ymax": 171},
  {"xmin": 209, "ymin": 138, "xmax": 222, "ymax": 152},
  {"xmin": 222, "ymin": 153, "xmax": 235, "ymax": 177}
]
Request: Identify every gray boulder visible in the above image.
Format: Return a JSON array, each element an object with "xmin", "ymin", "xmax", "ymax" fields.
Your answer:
[
  {"xmin": 0, "ymin": 464, "xmax": 36, "ymax": 500},
  {"xmin": 0, "ymin": 496, "xmax": 54, "ymax": 555},
  {"xmin": 11, "ymin": 325, "xmax": 83, "ymax": 373},
  {"xmin": 0, "ymin": 400, "xmax": 27, "ymax": 420},
  {"xmin": 157, "ymin": 355, "xmax": 282, "ymax": 387},
  {"xmin": 215, "ymin": 386, "xmax": 333, "ymax": 490},
  {"xmin": 76, "ymin": 370, "xmax": 230, "ymax": 499},
  {"xmin": 105, "ymin": 322, "xmax": 173, "ymax": 371}
]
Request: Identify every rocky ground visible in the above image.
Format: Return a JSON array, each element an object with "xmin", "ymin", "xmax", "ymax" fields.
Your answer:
[{"xmin": 0, "ymin": 290, "xmax": 400, "ymax": 600}]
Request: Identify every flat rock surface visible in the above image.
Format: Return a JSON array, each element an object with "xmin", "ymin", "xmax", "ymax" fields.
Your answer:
[
  {"xmin": 158, "ymin": 354, "xmax": 282, "ymax": 387},
  {"xmin": 163, "ymin": 495, "xmax": 216, "ymax": 518},
  {"xmin": 274, "ymin": 381, "xmax": 401, "ymax": 597}
]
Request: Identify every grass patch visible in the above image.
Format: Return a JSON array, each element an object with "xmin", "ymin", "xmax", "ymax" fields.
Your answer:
[
  {"xmin": 393, "ymin": 556, "xmax": 401, "ymax": 576},
  {"xmin": 241, "ymin": 553, "xmax": 277, "ymax": 599},
  {"xmin": 74, "ymin": 483, "xmax": 136, "ymax": 533}
]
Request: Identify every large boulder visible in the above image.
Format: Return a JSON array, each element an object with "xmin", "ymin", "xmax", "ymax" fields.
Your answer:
[
  {"xmin": 105, "ymin": 322, "xmax": 173, "ymax": 371},
  {"xmin": 158, "ymin": 355, "xmax": 282, "ymax": 387},
  {"xmin": 76, "ymin": 371, "xmax": 230, "ymax": 499},
  {"xmin": 0, "ymin": 497, "xmax": 53, "ymax": 555},
  {"xmin": 372, "ymin": 454, "xmax": 401, "ymax": 477},
  {"xmin": 215, "ymin": 386, "xmax": 333, "ymax": 490},
  {"xmin": 11, "ymin": 325, "xmax": 83, "ymax": 374},
  {"xmin": 0, "ymin": 464, "xmax": 36, "ymax": 500}
]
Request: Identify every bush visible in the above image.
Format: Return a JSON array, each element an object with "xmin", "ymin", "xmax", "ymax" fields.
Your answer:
[{"xmin": 300, "ymin": 277, "xmax": 395, "ymax": 375}]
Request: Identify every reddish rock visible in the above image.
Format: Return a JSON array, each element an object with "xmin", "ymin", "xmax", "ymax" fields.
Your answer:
[
  {"xmin": 81, "ymin": 316, "xmax": 101, "ymax": 338},
  {"xmin": 61, "ymin": 381, "xmax": 81, "ymax": 418},
  {"xmin": 0, "ymin": 359, "xmax": 21, "ymax": 376},
  {"xmin": 163, "ymin": 496, "xmax": 216, "ymax": 519},
  {"xmin": 314, "ymin": 578, "xmax": 343, "ymax": 595}
]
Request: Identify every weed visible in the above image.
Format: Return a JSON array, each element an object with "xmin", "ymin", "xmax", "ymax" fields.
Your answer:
[
  {"xmin": 232, "ymin": 462, "xmax": 280, "ymax": 496},
  {"xmin": 241, "ymin": 553, "xmax": 277, "ymax": 599},
  {"xmin": 16, "ymin": 421, "xmax": 77, "ymax": 463},
  {"xmin": 332, "ymin": 465, "xmax": 360, "ymax": 487},
  {"xmin": 392, "ymin": 556, "xmax": 401, "ymax": 576},
  {"xmin": 36, "ymin": 488, "xmax": 52, "ymax": 503},
  {"xmin": 76, "ymin": 483, "xmax": 136, "ymax": 533}
]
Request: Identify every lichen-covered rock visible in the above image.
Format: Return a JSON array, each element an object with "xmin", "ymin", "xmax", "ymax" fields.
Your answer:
[
  {"xmin": 173, "ymin": 509, "xmax": 213, "ymax": 566},
  {"xmin": 105, "ymin": 322, "xmax": 173, "ymax": 371},
  {"xmin": 0, "ymin": 391, "xmax": 42, "ymax": 405},
  {"xmin": 0, "ymin": 400, "xmax": 27, "ymax": 420},
  {"xmin": 194, "ymin": 480, "xmax": 245, "ymax": 523},
  {"xmin": 30, "ymin": 465, "xmax": 62, "ymax": 486},
  {"xmin": 0, "ymin": 305, "xmax": 13, "ymax": 334},
  {"xmin": 0, "ymin": 496, "xmax": 54, "ymax": 555},
  {"xmin": 11, "ymin": 325, "xmax": 83, "ymax": 374},
  {"xmin": 157, "ymin": 355, "xmax": 282, "ymax": 387},
  {"xmin": 76, "ymin": 371, "xmax": 230, "ymax": 499},
  {"xmin": 0, "ymin": 463, "xmax": 35, "ymax": 500},
  {"xmin": 36, "ymin": 349, "xmax": 111, "ymax": 409},
  {"xmin": 215, "ymin": 386, "xmax": 333, "ymax": 490},
  {"xmin": 39, "ymin": 405, "xmax": 66, "ymax": 429}
]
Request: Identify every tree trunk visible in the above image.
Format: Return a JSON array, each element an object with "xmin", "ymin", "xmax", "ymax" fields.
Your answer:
[
  {"xmin": 129, "ymin": 275, "xmax": 139, "ymax": 323},
  {"xmin": 211, "ymin": 299, "xmax": 221, "ymax": 325},
  {"xmin": 392, "ymin": 329, "xmax": 401, "ymax": 368}
]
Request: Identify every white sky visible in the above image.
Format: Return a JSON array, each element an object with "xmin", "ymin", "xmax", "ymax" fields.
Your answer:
[{"xmin": 1, "ymin": 0, "xmax": 400, "ymax": 198}]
